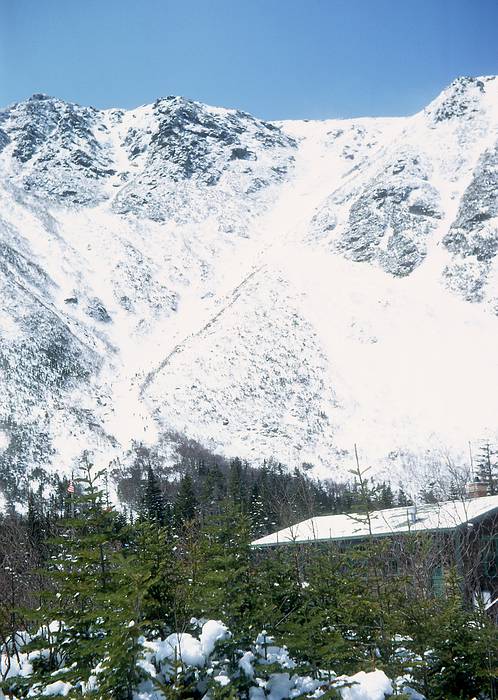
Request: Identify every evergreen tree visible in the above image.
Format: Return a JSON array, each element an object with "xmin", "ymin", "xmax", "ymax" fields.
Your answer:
[
  {"xmin": 7, "ymin": 461, "xmax": 150, "ymax": 699},
  {"xmin": 377, "ymin": 482, "xmax": 394, "ymax": 508},
  {"xmin": 395, "ymin": 486, "xmax": 412, "ymax": 507},
  {"xmin": 194, "ymin": 501, "xmax": 263, "ymax": 642},
  {"xmin": 476, "ymin": 441, "xmax": 498, "ymax": 495},
  {"xmin": 200, "ymin": 463, "xmax": 226, "ymax": 516},
  {"xmin": 250, "ymin": 462, "xmax": 280, "ymax": 532},
  {"xmin": 227, "ymin": 458, "xmax": 247, "ymax": 509},
  {"xmin": 134, "ymin": 521, "xmax": 193, "ymax": 636},
  {"xmin": 404, "ymin": 569, "xmax": 498, "ymax": 699},
  {"xmin": 419, "ymin": 482, "xmax": 439, "ymax": 504},
  {"xmin": 249, "ymin": 479, "xmax": 269, "ymax": 537},
  {"xmin": 142, "ymin": 465, "xmax": 166, "ymax": 525},
  {"xmin": 27, "ymin": 490, "xmax": 47, "ymax": 558},
  {"xmin": 272, "ymin": 546, "xmax": 373, "ymax": 676},
  {"xmin": 174, "ymin": 473, "xmax": 198, "ymax": 525},
  {"xmin": 95, "ymin": 553, "xmax": 149, "ymax": 700}
]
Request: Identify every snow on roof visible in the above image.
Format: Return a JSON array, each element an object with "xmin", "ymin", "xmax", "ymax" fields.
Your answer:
[{"xmin": 251, "ymin": 495, "xmax": 498, "ymax": 547}]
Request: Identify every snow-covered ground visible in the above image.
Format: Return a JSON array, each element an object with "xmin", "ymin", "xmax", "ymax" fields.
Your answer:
[
  {"xmin": 0, "ymin": 76, "xmax": 498, "ymax": 495},
  {"xmin": 0, "ymin": 620, "xmax": 410, "ymax": 700}
]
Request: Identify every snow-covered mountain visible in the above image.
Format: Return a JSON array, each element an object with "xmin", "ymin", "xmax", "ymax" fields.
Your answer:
[{"xmin": 1, "ymin": 76, "xmax": 498, "ymax": 500}]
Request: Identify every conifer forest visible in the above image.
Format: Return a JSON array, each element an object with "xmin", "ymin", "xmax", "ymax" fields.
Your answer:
[{"xmin": 1, "ymin": 444, "xmax": 497, "ymax": 699}]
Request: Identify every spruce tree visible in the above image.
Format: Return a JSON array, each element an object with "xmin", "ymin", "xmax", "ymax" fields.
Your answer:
[
  {"xmin": 274, "ymin": 547, "xmax": 363, "ymax": 676},
  {"xmin": 227, "ymin": 458, "xmax": 246, "ymax": 509},
  {"xmin": 396, "ymin": 486, "xmax": 412, "ymax": 507},
  {"xmin": 133, "ymin": 520, "xmax": 193, "ymax": 636},
  {"xmin": 142, "ymin": 465, "xmax": 166, "ymax": 525},
  {"xmin": 249, "ymin": 480, "xmax": 268, "ymax": 537},
  {"xmin": 6, "ymin": 461, "xmax": 150, "ymax": 699},
  {"xmin": 27, "ymin": 490, "xmax": 46, "ymax": 558},
  {"xmin": 476, "ymin": 441, "xmax": 498, "ymax": 495},
  {"xmin": 378, "ymin": 482, "xmax": 394, "ymax": 508},
  {"xmin": 200, "ymin": 463, "xmax": 225, "ymax": 516},
  {"xmin": 174, "ymin": 473, "xmax": 198, "ymax": 525},
  {"xmin": 194, "ymin": 501, "xmax": 263, "ymax": 643},
  {"xmin": 404, "ymin": 569, "xmax": 498, "ymax": 699},
  {"xmin": 95, "ymin": 553, "xmax": 149, "ymax": 700}
]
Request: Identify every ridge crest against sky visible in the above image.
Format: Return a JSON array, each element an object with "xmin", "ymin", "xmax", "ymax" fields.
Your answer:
[
  {"xmin": 1, "ymin": 0, "xmax": 498, "ymax": 121},
  {"xmin": 4, "ymin": 76, "xmax": 497, "ymax": 124}
]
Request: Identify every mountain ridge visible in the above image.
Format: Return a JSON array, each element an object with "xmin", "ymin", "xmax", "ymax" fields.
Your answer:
[{"xmin": 1, "ymin": 75, "xmax": 498, "ymax": 504}]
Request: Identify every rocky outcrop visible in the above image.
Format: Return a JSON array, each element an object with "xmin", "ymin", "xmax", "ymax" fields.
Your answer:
[
  {"xmin": 425, "ymin": 76, "xmax": 487, "ymax": 124},
  {"xmin": 1, "ymin": 95, "xmax": 115, "ymax": 205},
  {"xmin": 443, "ymin": 140, "xmax": 498, "ymax": 300},
  {"xmin": 112, "ymin": 97, "xmax": 296, "ymax": 224},
  {"xmin": 333, "ymin": 148, "xmax": 441, "ymax": 276}
]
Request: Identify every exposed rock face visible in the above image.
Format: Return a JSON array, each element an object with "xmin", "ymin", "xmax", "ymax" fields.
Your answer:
[
  {"xmin": 0, "ymin": 75, "xmax": 498, "ymax": 503},
  {"xmin": 442, "ymin": 141, "xmax": 498, "ymax": 300},
  {"xmin": 3, "ymin": 95, "xmax": 115, "ymax": 204},
  {"xmin": 426, "ymin": 76, "xmax": 486, "ymax": 124},
  {"xmin": 338, "ymin": 148, "xmax": 441, "ymax": 276},
  {"xmin": 112, "ymin": 97, "xmax": 296, "ymax": 225}
]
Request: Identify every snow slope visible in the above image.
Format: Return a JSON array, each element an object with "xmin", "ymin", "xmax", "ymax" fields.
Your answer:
[{"xmin": 0, "ymin": 76, "xmax": 498, "ymax": 499}]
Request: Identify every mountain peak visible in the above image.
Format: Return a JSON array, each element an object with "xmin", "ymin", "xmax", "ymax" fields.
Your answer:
[
  {"xmin": 424, "ymin": 74, "xmax": 496, "ymax": 124},
  {"xmin": 28, "ymin": 93, "xmax": 53, "ymax": 102}
]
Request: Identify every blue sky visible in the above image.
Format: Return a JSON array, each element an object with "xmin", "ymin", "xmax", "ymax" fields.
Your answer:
[{"xmin": 1, "ymin": 0, "xmax": 497, "ymax": 119}]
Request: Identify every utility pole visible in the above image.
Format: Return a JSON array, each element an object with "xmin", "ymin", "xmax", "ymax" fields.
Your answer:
[{"xmin": 468, "ymin": 441, "xmax": 474, "ymax": 478}]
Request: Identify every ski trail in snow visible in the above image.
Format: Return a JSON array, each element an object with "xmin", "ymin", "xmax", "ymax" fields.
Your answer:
[
  {"xmin": 137, "ymin": 117, "xmax": 404, "ymax": 403},
  {"xmin": 136, "ymin": 128, "xmax": 338, "ymax": 397},
  {"xmin": 140, "ymin": 264, "xmax": 266, "ymax": 395},
  {"xmin": 102, "ymin": 117, "xmax": 325, "ymax": 444}
]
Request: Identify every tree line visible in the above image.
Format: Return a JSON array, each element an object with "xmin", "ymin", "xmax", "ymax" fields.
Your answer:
[{"xmin": 0, "ymin": 447, "xmax": 497, "ymax": 699}]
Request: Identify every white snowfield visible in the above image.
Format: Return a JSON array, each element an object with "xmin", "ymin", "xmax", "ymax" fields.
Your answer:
[
  {"xmin": 0, "ymin": 76, "xmax": 498, "ymax": 492},
  {"xmin": 251, "ymin": 494, "xmax": 498, "ymax": 547}
]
